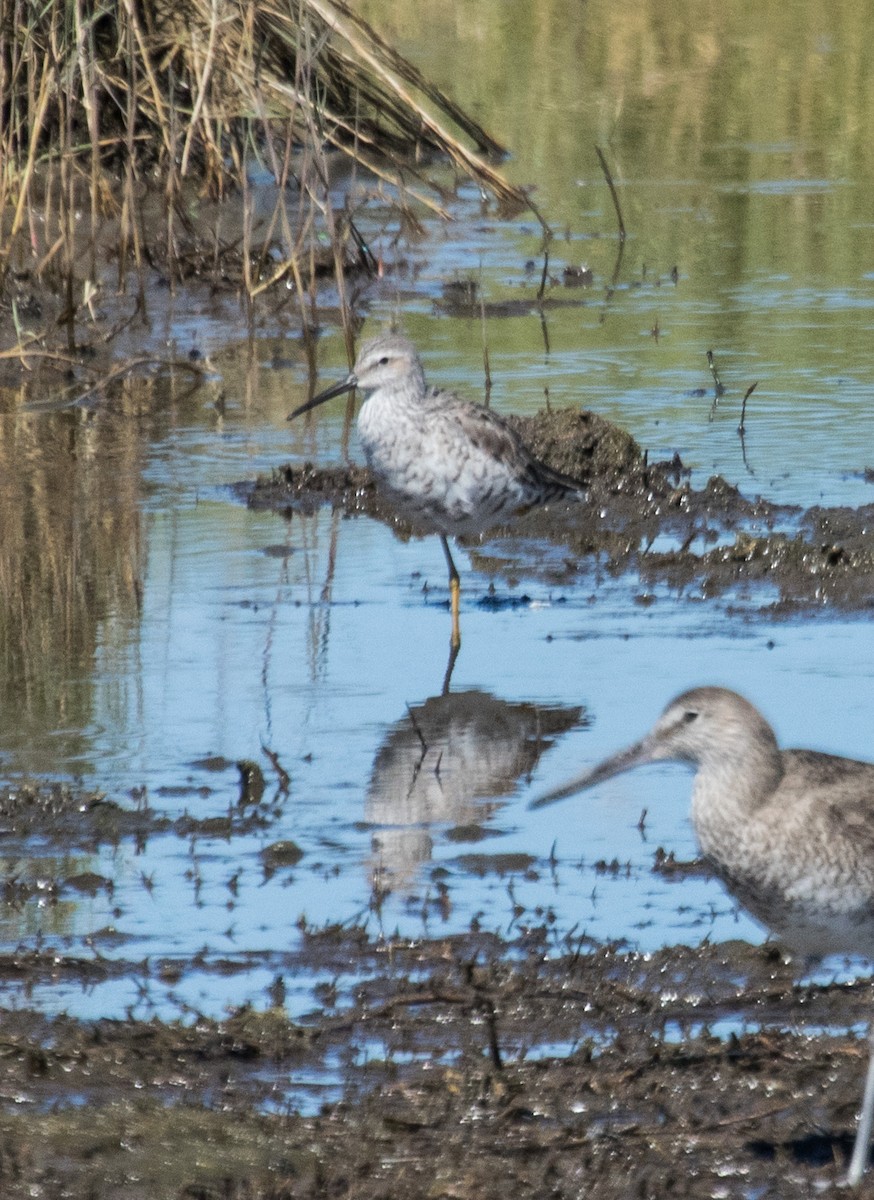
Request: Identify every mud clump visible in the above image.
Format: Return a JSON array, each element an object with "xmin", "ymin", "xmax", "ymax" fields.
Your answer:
[
  {"xmin": 507, "ymin": 407, "xmax": 646, "ymax": 487},
  {"xmin": 245, "ymin": 405, "xmax": 874, "ymax": 613}
]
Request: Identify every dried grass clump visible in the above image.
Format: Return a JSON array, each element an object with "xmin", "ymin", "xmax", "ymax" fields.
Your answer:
[{"xmin": 0, "ymin": 0, "xmax": 534, "ymax": 361}]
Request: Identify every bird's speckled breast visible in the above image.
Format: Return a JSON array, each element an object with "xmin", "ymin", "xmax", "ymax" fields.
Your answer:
[
  {"xmin": 692, "ymin": 773, "xmax": 874, "ymax": 959},
  {"xmin": 357, "ymin": 389, "xmax": 536, "ymax": 536}
]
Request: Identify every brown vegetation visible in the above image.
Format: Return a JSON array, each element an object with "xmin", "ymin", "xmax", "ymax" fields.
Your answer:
[{"xmin": 0, "ymin": 0, "xmax": 532, "ymax": 366}]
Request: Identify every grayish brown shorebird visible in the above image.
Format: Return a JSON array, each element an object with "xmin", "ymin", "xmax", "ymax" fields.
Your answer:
[
  {"xmin": 531, "ymin": 686, "xmax": 874, "ymax": 1186},
  {"xmin": 289, "ymin": 333, "xmax": 585, "ymax": 648}
]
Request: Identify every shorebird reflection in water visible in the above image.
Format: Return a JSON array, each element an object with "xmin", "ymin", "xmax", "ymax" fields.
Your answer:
[
  {"xmin": 367, "ymin": 690, "xmax": 583, "ymax": 889},
  {"xmin": 531, "ymin": 686, "xmax": 874, "ymax": 1186},
  {"xmin": 289, "ymin": 333, "xmax": 586, "ymax": 649}
]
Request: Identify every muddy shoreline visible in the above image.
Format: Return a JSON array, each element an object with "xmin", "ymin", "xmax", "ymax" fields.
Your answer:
[
  {"xmin": 3, "ymin": 683, "xmax": 874, "ymax": 1196},
  {"xmin": 2, "ymin": 773, "xmax": 873, "ymax": 1196},
  {"xmin": 0, "ymin": 918, "xmax": 871, "ymax": 1197}
]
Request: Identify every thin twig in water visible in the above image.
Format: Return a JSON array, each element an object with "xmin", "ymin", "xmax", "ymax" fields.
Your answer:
[
  {"xmin": 261, "ymin": 745, "xmax": 291, "ymax": 795},
  {"xmin": 607, "ymin": 237, "xmax": 626, "ymax": 292},
  {"xmin": 593, "ymin": 147, "xmax": 626, "ymax": 310},
  {"xmin": 707, "ymin": 349, "xmax": 726, "ymax": 421},
  {"xmin": 480, "ymin": 274, "xmax": 491, "ymax": 406},
  {"xmin": 739, "ymin": 430, "xmax": 754, "ymax": 476},
  {"xmin": 738, "ymin": 380, "xmax": 758, "ymax": 434},
  {"xmin": 0, "ymin": 325, "xmax": 78, "ymax": 368},
  {"xmin": 738, "ymin": 382, "xmax": 758, "ymax": 476},
  {"xmin": 538, "ymin": 307, "xmax": 551, "ymax": 357},
  {"xmin": 536, "ymin": 241, "xmax": 551, "ymax": 304},
  {"xmin": 23, "ymin": 357, "xmax": 207, "ymax": 411},
  {"xmin": 595, "ymin": 145, "xmax": 626, "ymax": 243},
  {"xmin": 707, "ymin": 349, "xmax": 725, "ymax": 396}
]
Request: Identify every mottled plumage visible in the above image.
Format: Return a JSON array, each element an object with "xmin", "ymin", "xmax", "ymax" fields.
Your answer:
[
  {"xmin": 289, "ymin": 333, "xmax": 585, "ymax": 645},
  {"xmin": 531, "ymin": 686, "xmax": 874, "ymax": 1185}
]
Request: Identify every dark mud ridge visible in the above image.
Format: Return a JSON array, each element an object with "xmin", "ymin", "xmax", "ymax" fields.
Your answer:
[
  {"xmin": 242, "ymin": 407, "xmax": 874, "ymax": 613},
  {"xmin": 0, "ymin": 921, "xmax": 872, "ymax": 1197}
]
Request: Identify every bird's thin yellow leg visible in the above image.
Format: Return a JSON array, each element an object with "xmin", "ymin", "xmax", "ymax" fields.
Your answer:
[
  {"xmin": 440, "ymin": 536, "xmax": 462, "ymax": 650},
  {"xmin": 450, "ymin": 575, "xmax": 461, "ymax": 649}
]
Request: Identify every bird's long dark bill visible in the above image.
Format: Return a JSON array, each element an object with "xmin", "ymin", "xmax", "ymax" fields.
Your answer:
[
  {"xmin": 287, "ymin": 373, "xmax": 356, "ymax": 420},
  {"xmin": 529, "ymin": 736, "xmax": 653, "ymax": 809}
]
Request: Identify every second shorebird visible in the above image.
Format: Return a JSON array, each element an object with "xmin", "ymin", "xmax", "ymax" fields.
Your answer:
[
  {"xmin": 531, "ymin": 686, "xmax": 874, "ymax": 1186},
  {"xmin": 289, "ymin": 333, "xmax": 585, "ymax": 646}
]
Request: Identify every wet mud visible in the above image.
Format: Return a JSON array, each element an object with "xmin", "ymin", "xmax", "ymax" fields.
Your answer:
[
  {"xmin": 0, "ymin": 912, "xmax": 872, "ymax": 1197},
  {"xmin": 2, "ymin": 788, "xmax": 873, "ymax": 1198},
  {"xmin": 1, "ymin": 781, "xmax": 873, "ymax": 1196},
  {"xmin": 246, "ymin": 406, "xmax": 874, "ymax": 614}
]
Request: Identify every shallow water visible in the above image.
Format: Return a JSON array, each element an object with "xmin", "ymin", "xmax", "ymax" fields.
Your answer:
[{"xmin": 2, "ymin": 0, "xmax": 874, "ymax": 1033}]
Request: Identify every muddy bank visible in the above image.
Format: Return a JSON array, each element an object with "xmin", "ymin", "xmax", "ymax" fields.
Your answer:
[
  {"xmin": 0, "ymin": 926, "xmax": 871, "ymax": 1197},
  {"xmin": 244, "ymin": 406, "xmax": 874, "ymax": 613},
  {"xmin": 1, "ymin": 782, "xmax": 869, "ymax": 1200}
]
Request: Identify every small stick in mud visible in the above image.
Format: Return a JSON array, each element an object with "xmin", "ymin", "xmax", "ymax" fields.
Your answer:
[
  {"xmin": 261, "ymin": 744, "xmax": 291, "ymax": 795},
  {"xmin": 464, "ymin": 960, "xmax": 504, "ymax": 1071},
  {"xmin": 738, "ymin": 381, "xmax": 758, "ymax": 434}
]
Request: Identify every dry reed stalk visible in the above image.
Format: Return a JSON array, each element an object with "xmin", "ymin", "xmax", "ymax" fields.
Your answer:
[
  {"xmin": 5, "ymin": 55, "xmax": 52, "ymax": 251},
  {"xmin": 301, "ymin": 0, "xmax": 535, "ymax": 217},
  {"xmin": 73, "ymin": 0, "xmax": 100, "ymax": 281},
  {"xmin": 265, "ymin": 81, "xmax": 455, "ymax": 219},
  {"xmin": 119, "ymin": 0, "xmax": 174, "ymax": 160},
  {"xmin": 180, "ymin": 0, "xmax": 222, "ymax": 177},
  {"xmin": 329, "ymin": 0, "xmax": 505, "ymax": 159}
]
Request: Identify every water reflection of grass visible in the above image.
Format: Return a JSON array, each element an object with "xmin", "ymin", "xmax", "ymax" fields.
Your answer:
[
  {"xmin": 359, "ymin": 0, "xmax": 874, "ymax": 257},
  {"xmin": 0, "ymin": 383, "xmax": 144, "ymax": 756}
]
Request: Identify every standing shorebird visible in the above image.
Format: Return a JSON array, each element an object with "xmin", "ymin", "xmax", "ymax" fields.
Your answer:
[
  {"xmin": 531, "ymin": 686, "xmax": 874, "ymax": 1186},
  {"xmin": 288, "ymin": 333, "xmax": 585, "ymax": 648}
]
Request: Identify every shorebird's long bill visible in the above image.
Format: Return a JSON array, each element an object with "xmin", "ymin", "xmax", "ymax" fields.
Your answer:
[
  {"xmin": 287, "ymin": 372, "xmax": 357, "ymax": 420},
  {"xmin": 529, "ymin": 736, "xmax": 655, "ymax": 809}
]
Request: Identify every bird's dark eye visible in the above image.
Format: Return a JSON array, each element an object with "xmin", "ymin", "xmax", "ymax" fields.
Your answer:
[
  {"xmin": 378, "ymin": 356, "xmax": 389, "ymax": 366},
  {"xmin": 682, "ymin": 710, "xmax": 698, "ymax": 724}
]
